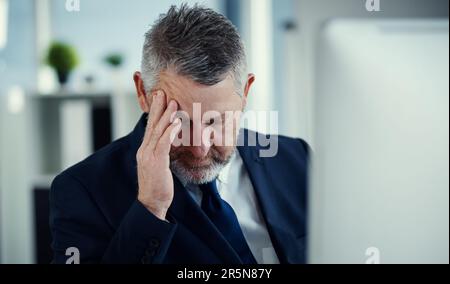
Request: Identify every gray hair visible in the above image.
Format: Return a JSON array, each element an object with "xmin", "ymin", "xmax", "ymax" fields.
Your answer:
[{"xmin": 141, "ymin": 4, "xmax": 247, "ymax": 95}]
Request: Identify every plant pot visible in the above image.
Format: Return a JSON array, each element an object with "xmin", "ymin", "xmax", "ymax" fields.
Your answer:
[{"xmin": 57, "ymin": 71, "xmax": 70, "ymax": 86}]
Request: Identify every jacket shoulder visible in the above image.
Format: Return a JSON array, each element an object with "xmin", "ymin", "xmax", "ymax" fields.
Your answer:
[{"xmin": 243, "ymin": 128, "xmax": 310, "ymax": 160}]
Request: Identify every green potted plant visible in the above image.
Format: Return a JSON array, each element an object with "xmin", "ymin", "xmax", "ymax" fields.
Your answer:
[
  {"xmin": 104, "ymin": 52, "xmax": 125, "ymax": 93},
  {"xmin": 46, "ymin": 41, "xmax": 79, "ymax": 86},
  {"xmin": 104, "ymin": 53, "xmax": 124, "ymax": 68}
]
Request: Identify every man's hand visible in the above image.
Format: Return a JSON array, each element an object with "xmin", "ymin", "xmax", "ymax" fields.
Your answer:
[{"xmin": 136, "ymin": 90, "xmax": 182, "ymax": 221}]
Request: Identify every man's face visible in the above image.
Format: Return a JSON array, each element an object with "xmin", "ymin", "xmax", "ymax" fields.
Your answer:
[{"xmin": 154, "ymin": 69, "xmax": 245, "ymax": 184}]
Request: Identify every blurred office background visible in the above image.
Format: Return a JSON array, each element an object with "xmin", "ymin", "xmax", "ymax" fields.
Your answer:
[{"xmin": 0, "ymin": 0, "xmax": 448, "ymax": 263}]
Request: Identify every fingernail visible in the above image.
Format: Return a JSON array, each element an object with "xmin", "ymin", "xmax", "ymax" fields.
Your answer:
[{"xmin": 173, "ymin": 118, "xmax": 181, "ymax": 125}]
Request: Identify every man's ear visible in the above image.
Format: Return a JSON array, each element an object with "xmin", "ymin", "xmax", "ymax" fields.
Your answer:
[
  {"xmin": 133, "ymin": 71, "xmax": 151, "ymax": 113},
  {"xmin": 242, "ymin": 73, "xmax": 255, "ymax": 110}
]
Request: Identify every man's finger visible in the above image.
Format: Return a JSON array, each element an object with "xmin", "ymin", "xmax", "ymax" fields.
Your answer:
[
  {"xmin": 155, "ymin": 118, "xmax": 182, "ymax": 156},
  {"xmin": 143, "ymin": 90, "xmax": 166, "ymax": 147},
  {"xmin": 148, "ymin": 100, "xmax": 178, "ymax": 150}
]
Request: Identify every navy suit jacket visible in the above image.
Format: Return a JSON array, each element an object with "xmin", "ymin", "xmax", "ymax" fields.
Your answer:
[{"xmin": 49, "ymin": 114, "xmax": 309, "ymax": 264}]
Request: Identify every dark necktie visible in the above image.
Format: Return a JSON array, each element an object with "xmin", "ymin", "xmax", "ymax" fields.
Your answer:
[{"xmin": 199, "ymin": 179, "xmax": 257, "ymax": 264}]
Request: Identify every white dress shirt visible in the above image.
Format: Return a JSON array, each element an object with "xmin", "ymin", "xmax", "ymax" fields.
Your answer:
[{"xmin": 184, "ymin": 152, "xmax": 280, "ymax": 264}]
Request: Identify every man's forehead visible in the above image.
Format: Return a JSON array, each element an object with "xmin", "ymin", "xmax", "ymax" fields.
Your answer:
[{"xmin": 158, "ymin": 69, "xmax": 241, "ymax": 115}]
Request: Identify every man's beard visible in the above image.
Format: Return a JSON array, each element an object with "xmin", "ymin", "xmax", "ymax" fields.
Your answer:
[{"xmin": 169, "ymin": 146, "xmax": 235, "ymax": 185}]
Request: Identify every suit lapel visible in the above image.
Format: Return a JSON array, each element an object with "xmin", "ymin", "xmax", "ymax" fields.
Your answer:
[{"xmin": 237, "ymin": 133, "xmax": 297, "ymax": 264}]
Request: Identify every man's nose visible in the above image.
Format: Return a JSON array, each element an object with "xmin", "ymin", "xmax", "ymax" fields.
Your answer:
[{"xmin": 190, "ymin": 124, "xmax": 213, "ymax": 158}]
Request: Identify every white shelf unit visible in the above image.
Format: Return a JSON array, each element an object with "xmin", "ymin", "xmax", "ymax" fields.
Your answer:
[{"xmin": 0, "ymin": 91, "xmax": 141, "ymax": 263}]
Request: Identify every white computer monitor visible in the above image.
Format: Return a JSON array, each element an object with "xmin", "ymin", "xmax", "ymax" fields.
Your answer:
[{"xmin": 309, "ymin": 19, "xmax": 449, "ymax": 264}]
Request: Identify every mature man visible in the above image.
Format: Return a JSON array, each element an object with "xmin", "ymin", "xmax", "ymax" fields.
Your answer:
[{"xmin": 50, "ymin": 4, "xmax": 309, "ymax": 264}]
